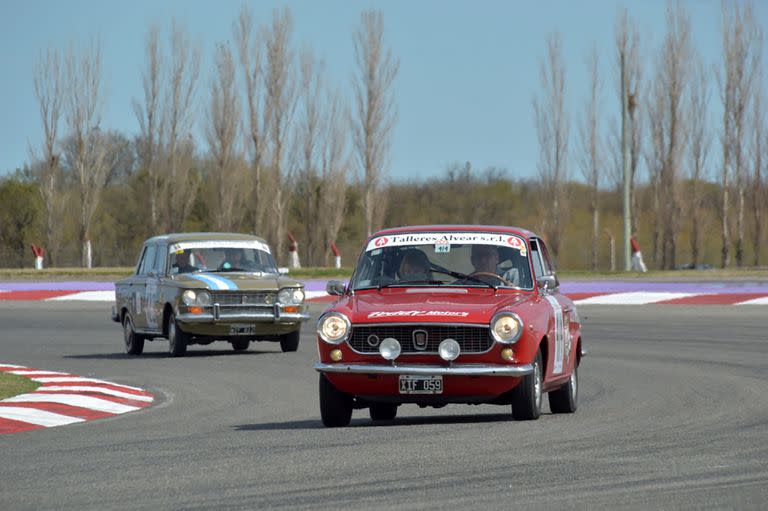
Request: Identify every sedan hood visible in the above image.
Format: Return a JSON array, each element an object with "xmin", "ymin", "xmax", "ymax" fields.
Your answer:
[
  {"xmin": 339, "ymin": 288, "xmax": 532, "ymax": 325},
  {"xmin": 171, "ymin": 272, "xmax": 302, "ymax": 291}
]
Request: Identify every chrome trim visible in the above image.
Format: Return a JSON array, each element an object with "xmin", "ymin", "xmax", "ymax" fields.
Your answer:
[
  {"xmin": 314, "ymin": 362, "xmax": 533, "ymax": 377},
  {"xmin": 345, "ymin": 323, "xmax": 493, "ymax": 356},
  {"xmin": 176, "ymin": 311, "xmax": 309, "ymax": 323},
  {"xmin": 405, "ymin": 288, "xmax": 468, "ymax": 294},
  {"xmin": 356, "ymin": 322, "xmax": 486, "ymax": 328},
  {"xmin": 213, "ymin": 303, "xmax": 221, "ymax": 321}
]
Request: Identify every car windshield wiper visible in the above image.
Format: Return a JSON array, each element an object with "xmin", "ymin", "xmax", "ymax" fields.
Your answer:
[
  {"xmin": 429, "ymin": 266, "xmax": 497, "ymax": 289},
  {"xmin": 378, "ymin": 279, "xmax": 444, "ymax": 289}
]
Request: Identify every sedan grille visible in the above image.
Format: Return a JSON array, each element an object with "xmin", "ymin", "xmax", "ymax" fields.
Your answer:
[
  {"xmin": 210, "ymin": 292, "xmax": 275, "ymax": 306},
  {"xmin": 348, "ymin": 325, "xmax": 492, "ymax": 354}
]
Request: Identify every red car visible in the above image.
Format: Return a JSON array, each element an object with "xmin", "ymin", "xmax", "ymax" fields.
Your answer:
[{"xmin": 314, "ymin": 225, "xmax": 584, "ymax": 427}]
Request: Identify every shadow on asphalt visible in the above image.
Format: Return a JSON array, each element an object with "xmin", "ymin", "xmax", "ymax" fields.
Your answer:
[
  {"xmin": 64, "ymin": 349, "xmax": 278, "ymax": 360},
  {"xmin": 234, "ymin": 413, "xmax": 519, "ymax": 431}
]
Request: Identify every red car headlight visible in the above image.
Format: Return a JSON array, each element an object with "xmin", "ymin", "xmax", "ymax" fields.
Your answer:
[{"xmin": 490, "ymin": 312, "xmax": 524, "ymax": 344}]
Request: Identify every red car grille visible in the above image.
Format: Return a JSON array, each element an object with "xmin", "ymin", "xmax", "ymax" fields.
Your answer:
[{"xmin": 348, "ymin": 325, "xmax": 492, "ymax": 354}]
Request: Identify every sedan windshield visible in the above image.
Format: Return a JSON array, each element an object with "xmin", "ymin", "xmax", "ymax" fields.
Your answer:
[
  {"xmin": 350, "ymin": 232, "xmax": 533, "ymax": 291},
  {"xmin": 168, "ymin": 240, "xmax": 278, "ymax": 275}
]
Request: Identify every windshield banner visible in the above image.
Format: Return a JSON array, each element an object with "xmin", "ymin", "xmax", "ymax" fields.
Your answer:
[
  {"xmin": 170, "ymin": 240, "xmax": 271, "ymax": 254},
  {"xmin": 366, "ymin": 232, "xmax": 527, "ymax": 256}
]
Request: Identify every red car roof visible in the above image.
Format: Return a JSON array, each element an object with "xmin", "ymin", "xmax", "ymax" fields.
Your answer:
[{"xmin": 371, "ymin": 225, "xmax": 537, "ymax": 240}]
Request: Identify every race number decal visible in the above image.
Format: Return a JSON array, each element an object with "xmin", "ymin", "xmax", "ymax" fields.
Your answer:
[{"xmin": 545, "ymin": 296, "xmax": 566, "ymax": 374}]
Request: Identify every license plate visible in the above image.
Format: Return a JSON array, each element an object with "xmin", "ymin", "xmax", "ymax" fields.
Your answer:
[
  {"xmin": 399, "ymin": 375, "xmax": 443, "ymax": 394},
  {"xmin": 229, "ymin": 324, "xmax": 256, "ymax": 336}
]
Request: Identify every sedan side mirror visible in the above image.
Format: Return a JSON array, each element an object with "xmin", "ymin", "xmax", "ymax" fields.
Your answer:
[
  {"xmin": 536, "ymin": 275, "xmax": 558, "ymax": 292},
  {"xmin": 326, "ymin": 280, "xmax": 347, "ymax": 296}
]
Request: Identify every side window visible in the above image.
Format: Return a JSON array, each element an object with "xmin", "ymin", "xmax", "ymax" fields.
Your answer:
[
  {"xmin": 529, "ymin": 239, "xmax": 545, "ymax": 278},
  {"xmin": 539, "ymin": 240, "xmax": 557, "ymax": 275},
  {"xmin": 153, "ymin": 244, "xmax": 167, "ymax": 276},
  {"xmin": 138, "ymin": 244, "xmax": 157, "ymax": 276},
  {"xmin": 135, "ymin": 246, "xmax": 148, "ymax": 275}
]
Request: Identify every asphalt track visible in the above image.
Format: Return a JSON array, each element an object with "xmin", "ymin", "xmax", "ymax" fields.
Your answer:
[{"xmin": 1, "ymin": 301, "xmax": 767, "ymax": 510}]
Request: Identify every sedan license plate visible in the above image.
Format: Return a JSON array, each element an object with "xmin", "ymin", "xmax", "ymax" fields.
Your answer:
[
  {"xmin": 399, "ymin": 375, "xmax": 443, "ymax": 394},
  {"xmin": 229, "ymin": 324, "xmax": 256, "ymax": 336}
]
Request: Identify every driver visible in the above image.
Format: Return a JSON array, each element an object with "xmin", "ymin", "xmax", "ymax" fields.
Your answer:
[
  {"xmin": 470, "ymin": 245, "xmax": 520, "ymax": 286},
  {"xmin": 470, "ymin": 244, "xmax": 499, "ymax": 274},
  {"xmin": 222, "ymin": 248, "xmax": 251, "ymax": 270}
]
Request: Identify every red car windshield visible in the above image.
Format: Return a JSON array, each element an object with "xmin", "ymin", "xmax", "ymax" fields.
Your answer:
[{"xmin": 350, "ymin": 233, "xmax": 533, "ymax": 290}]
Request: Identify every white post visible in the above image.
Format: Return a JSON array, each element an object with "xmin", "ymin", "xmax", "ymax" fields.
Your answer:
[
  {"xmin": 334, "ymin": 255, "xmax": 341, "ymax": 269},
  {"xmin": 35, "ymin": 256, "xmax": 44, "ymax": 270},
  {"xmin": 85, "ymin": 239, "xmax": 93, "ymax": 269}
]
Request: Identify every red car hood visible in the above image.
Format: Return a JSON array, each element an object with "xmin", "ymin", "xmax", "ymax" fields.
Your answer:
[{"xmin": 337, "ymin": 288, "xmax": 533, "ymax": 325}]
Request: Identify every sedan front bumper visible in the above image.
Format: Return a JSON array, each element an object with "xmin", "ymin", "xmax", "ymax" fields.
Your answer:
[{"xmin": 314, "ymin": 362, "xmax": 533, "ymax": 377}]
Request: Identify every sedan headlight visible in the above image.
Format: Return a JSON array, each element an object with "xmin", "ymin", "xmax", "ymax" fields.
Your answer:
[
  {"xmin": 317, "ymin": 312, "xmax": 351, "ymax": 344},
  {"xmin": 278, "ymin": 287, "xmax": 305, "ymax": 305},
  {"xmin": 182, "ymin": 289, "xmax": 212, "ymax": 306},
  {"xmin": 490, "ymin": 312, "xmax": 524, "ymax": 344}
]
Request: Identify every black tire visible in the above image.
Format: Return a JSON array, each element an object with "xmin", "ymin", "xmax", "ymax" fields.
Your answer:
[
  {"xmin": 123, "ymin": 313, "xmax": 145, "ymax": 356},
  {"xmin": 549, "ymin": 364, "xmax": 578, "ymax": 414},
  {"xmin": 231, "ymin": 338, "xmax": 250, "ymax": 352},
  {"xmin": 369, "ymin": 403, "xmax": 398, "ymax": 421},
  {"xmin": 511, "ymin": 349, "xmax": 543, "ymax": 420},
  {"xmin": 167, "ymin": 313, "xmax": 188, "ymax": 357},
  {"xmin": 279, "ymin": 330, "xmax": 300, "ymax": 352},
  {"xmin": 319, "ymin": 374, "xmax": 353, "ymax": 427}
]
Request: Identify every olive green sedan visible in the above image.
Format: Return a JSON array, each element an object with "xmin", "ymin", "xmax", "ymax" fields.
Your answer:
[{"xmin": 112, "ymin": 233, "xmax": 309, "ymax": 357}]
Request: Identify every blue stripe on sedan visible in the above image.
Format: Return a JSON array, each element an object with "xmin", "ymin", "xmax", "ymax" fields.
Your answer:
[{"xmin": 188, "ymin": 274, "xmax": 238, "ymax": 290}]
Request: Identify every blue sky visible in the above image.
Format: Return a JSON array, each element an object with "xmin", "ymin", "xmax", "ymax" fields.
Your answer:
[{"xmin": 0, "ymin": 1, "xmax": 760, "ymax": 182}]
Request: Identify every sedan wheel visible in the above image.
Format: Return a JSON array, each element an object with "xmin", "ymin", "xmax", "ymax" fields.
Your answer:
[
  {"xmin": 511, "ymin": 349, "xmax": 543, "ymax": 420},
  {"xmin": 123, "ymin": 314, "xmax": 144, "ymax": 355},
  {"xmin": 167, "ymin": 313, "xmax": 188, "ymax": 357},
  {"xmin": 549, "ymin": 364, "xmax": 578, "ymax": 413},
  {"xmin": 279, "ymin": 330, "xmax": 300, "ymax": 352},
  {"xmin": 231, "ymin": 339, "xmax": 250, "ymax": 352}
]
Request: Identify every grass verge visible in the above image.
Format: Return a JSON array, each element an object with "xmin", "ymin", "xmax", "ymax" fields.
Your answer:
[{"xmin": 0, "ymin": 371, "xmax": 39, "ymax": 400}]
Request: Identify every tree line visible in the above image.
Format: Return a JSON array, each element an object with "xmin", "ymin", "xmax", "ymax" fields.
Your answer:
[{"xmin": 1, "ymin": 2, "xmax": 766, "ymax": 271}]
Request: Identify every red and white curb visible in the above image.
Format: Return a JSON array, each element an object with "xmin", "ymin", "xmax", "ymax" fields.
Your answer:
[
  {"xmin": 1, "ymin": 290, "xmax": 766, "ymax": 305},
  {"xmin": 0, "ymin": 363, "xmax": 154, "ymax": 434}
]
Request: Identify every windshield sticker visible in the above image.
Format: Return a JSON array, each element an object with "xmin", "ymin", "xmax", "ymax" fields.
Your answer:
[
  {"xmin": 170, "ymin": 240, "xmax": 271, "ymax": 254},
  {"xmin": 506, "ymin": 236, "xmax": 527, "ymax": 256},
  {"xmin": 434, "ymin": 237, "xmax": 451, "ymax": 253},
  {"xmin": 368, "ymin": 310, "xmax": 470, "ymax": 319},
  {"xmin": 366, "ymin": 233, "xmax": 527, "ymax": 255}
]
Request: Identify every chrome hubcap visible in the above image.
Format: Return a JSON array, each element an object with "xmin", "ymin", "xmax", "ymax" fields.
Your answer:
[
  {"xmin": 124, "ymin": 318, "xmax": 132, "ymax": 347},
  {"xmin": 534, "ymin": 359, "xmax": 542, "ymax": 410},
  {"xmin": 571, "ymin": 368, "xmax": 578, "ymax": 400}
]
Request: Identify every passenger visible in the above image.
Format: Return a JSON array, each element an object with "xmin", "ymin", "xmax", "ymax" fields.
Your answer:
[
  {"xmin": 173, "ymin": 251, "xmax": 197, "ymax": 274},
  {"xmin": 398, "ymin": 250, "xmax": 432, "ymax": 282}
]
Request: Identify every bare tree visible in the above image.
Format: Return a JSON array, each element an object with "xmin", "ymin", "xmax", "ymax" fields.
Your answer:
[
  {"xmin": 262, "ymin": 7, "xmax": 297, "ymax": 260},
  {"xmin": 132, "ymin": 24, "xmax": 163, "ymax": 231},
  {"xmin": 297, "ymin": 49, "xmax": 323, "ymax": 265},
  {"xmin": 718, "ymin": 0, "xmax": 762, "ymax": 267},
  {"xmin": 649, "ymin": 2, "xmax": 692, "ymax": 270},
  {"xmin": 31, "ymin": 46, "xmax": 63, "ymax": 265},
  {"xmin": 578, "ymin": 45, "xmax": 603, "ymax": 270},
  {"xmin": 296, "ymin": 50, "xmax": 350, "ymax": 266},
  {"xmin": 615, "ymin": 9, "xmax": 644, "ymax": 256},
  {"xmin": 750, "ymin": 85, "xmax": 764, "ymax": 266},
  {"xmin": 234, "ymin": 6, "xmax": 267, "ymax": 236},
  {"xmin": 206, "ymin": 43, "xmax": 245, "ymax": 231},
  {"xmin": 319, "ymin": 90, "xmax": 350, "ymax": 266},
  {"xmin": 63, "ymin": 40, "xmax": 110, "ymax": 267},
  {"xmin": 160, "ymin": 21, "xmax": 201, "ymax": 233},
  {"xmin": 353, "ymin": 9, "xmax": 400, "ymax": 236},
  {"xmin": 533, "ymin": 32, "xmax": 569, "ymax": 258},
  {"xmin": 687, "ymin": 57, "xmax": 711, "ymax": 267}
]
